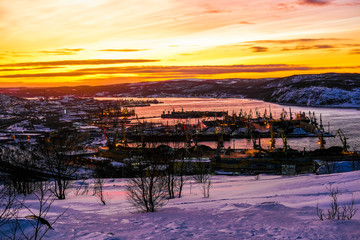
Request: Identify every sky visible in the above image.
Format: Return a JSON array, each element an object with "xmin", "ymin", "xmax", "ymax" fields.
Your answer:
[{"xmin": 0, "ymin": 0, "xmax": 359, "ymax": 87}]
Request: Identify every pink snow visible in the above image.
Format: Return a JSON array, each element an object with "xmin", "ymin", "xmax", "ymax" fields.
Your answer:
[{"xmin": 12, "ymin": 171, "xmax": 360, "ymax": 239}]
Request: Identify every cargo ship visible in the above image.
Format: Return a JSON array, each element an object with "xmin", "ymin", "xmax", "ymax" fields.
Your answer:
[{"xmin": 161, "ymin": 108, "xmax": 226, "ymax": 119}]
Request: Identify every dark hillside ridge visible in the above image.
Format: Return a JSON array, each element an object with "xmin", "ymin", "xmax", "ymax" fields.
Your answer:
[{"xmin": 1, "ymin": 73, "xmax": 359, "ymax": 107}]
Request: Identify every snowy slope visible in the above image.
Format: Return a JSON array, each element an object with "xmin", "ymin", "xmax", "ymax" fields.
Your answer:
[
  {"xmin": 2, "ymin": 171, "xmax": 360, "ymax": 239},
  {"xmin": 262, "ymin": 73, "xmax": 360, "ymax": 107},
  {"xmin": 270, "ymin": 87, "xmax": 360, "ymax": 107}
]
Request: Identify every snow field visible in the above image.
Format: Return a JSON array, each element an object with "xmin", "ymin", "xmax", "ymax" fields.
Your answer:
[{"xmin": 3, "ymin": 171, "xmax": 360, "ymax": 239}]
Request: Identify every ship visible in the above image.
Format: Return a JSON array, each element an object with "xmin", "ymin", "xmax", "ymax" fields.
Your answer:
[{"xmin": 161, "ymin": 108, "xmax": 226, "ymax": 119}]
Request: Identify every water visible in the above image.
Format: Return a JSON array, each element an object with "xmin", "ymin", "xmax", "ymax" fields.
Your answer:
[{"xmin": 97, "ymin": 97, "xmax": 360, "ymax": 151}]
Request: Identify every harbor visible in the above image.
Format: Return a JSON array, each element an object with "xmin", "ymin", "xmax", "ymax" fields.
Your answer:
[
  {"xmin": 96, "ymin": 97, "xmax": 359, "ymax": 151},
  {"xmin": 93, "ymin": 98, "xmax": 359, "ymax": 175},
  {"xmin": 1, "ymin": 96, "xmax": 359, "ymax": 176}
]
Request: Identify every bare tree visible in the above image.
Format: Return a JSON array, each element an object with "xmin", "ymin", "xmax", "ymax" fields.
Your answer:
[
  {"xmin": 1, "ymin": 182, "xmax": 66, "ymax": 240},
  {"xmin": 160, "ymin": 146, "xmax": 178, "ymax": 199},
  {"xmin": 190, "ymin": 158, "xmax": 212, "ymax": 198},
  {"xmin": 140, "ymin": 145, "xmax": 189, "ymax": 200},
  {"xmin": 173, "ymin": 149, "xmax": 191, "ymax": 198},
  {"xmin": 0, "ymin": 147, "xmax": 41, "ymax": 195},
  {"xmin": 93, "ymin": 178, "xmax": 111, "ymax": 205},
  {"xmin": 165, "ymin": 160, "xmax": 176, "ymax": 199},
  {"xmin": 192, "ymin": 159, "xmax": 211, "ymax": 184},
  {"xmin": 174, "ymin": 158, "xmax": 189, "ymax": 198},
  {"xmin": 0, "ymin": 184, "xmax": 21, "ymax": 229},
  {"xmin": 126, "ymin": 146, "xmax": 168, "ymax": 212},
  {"xmin": 19, "ymin": 182, "xmax": 66, "ymax": 240},
  {"xmin": 36, "ymin": 128, "xmax": 88, "ymax": 199}
]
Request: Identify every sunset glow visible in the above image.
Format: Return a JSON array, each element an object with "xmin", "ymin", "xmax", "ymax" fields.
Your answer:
[{"xmin": 1, "ymin": 0, "xmax": 359, "ymax": 87}]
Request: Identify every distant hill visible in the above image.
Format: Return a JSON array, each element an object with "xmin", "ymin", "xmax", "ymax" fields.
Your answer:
[
  {"xmin": 1, "ymin": 73, "xmax": 359, "ymax": 107},
  {"xmin": 259, "ymin": 73, "xmax": 360, "ymax": 107}
]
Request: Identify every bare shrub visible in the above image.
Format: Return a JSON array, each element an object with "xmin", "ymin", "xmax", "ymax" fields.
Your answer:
[
  {"xmin": 192, "ymin": 160, "xmax": 211, "ymax": 184},
  {"xmin": 316, "ymin": 203, "xmax": 324, "ymax": 221},
  {"xmin": 341, "ymin": 195, "xmax": 358, "ymax": 220},
  {"xmin": 201, "ymin": 175, "xmax": 211, "ymax": 198},
  {"xmin": 175, "ymin": 162, "xmax": 188, "ymax": 198},
  {"xmin": 74, "ymin": 179, "xmax": 90, "ymax": 196},
  {"xmin": 189, "ymin": 158, "xmax": 212, "ymax": 198},
  {"xmin": 317, "ymin": 183, "xmax": 358, "ymax": 220}
]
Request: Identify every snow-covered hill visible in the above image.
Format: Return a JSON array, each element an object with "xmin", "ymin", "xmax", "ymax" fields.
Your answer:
[
  {"xmin": 269, "ymin": 87, "xmax": 360, "ymax": 107},
  {"xmin": 1, "ymin": 171, "xmax": 360, "ymax": 239},
  {"xmin": 262, "ymin": 73, "xmax": 360, "ymax": 107}
]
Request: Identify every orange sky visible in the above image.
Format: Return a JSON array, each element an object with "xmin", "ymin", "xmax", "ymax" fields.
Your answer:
[{"xmin": 0, "ymin": 0, "xmax": 359, "ymax": 87}]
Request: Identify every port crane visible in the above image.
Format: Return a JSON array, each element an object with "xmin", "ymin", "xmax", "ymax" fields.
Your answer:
[
  {"xmin": 279, "ymin": 129, "xmax": 288, "ymax": 153},
  {"xmin": 134, "ymin": 115, "xmax": 146, "ymax": 149},
  {"xmin": 280, "ymin": 108, "xmax": 287, "ymax": 121},
  {"xmin": 335, "ymin": 129, "xmax": 349, "ymax": 153},
  {"xmin": 269, "ymin": 123, "xmax": 276, "ymax": 150},
  {"xmin": 314, "ymin": 127, "xmax": 326, "ymax": 150}
]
